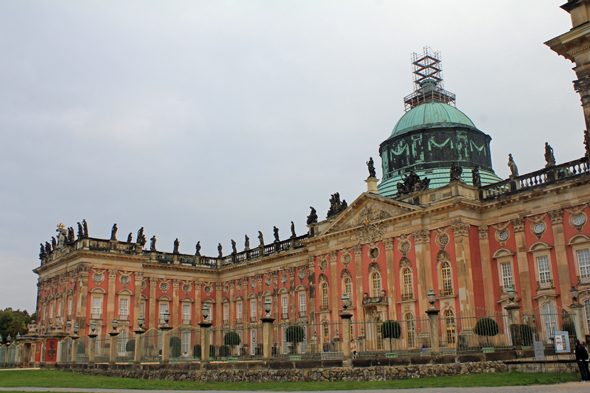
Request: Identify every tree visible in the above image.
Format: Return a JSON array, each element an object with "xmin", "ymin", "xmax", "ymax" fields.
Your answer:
[
  {"xmin": 474, "ymin": 317, "xmax": 499, "ymax": 346},
  {"xmin": 125, "ymin": 339, "xmax": 135, "ymax": 352},
  {"xmin": 285, "ymin": 325, "xmax": 305, "ymax": 354},
  {"xmin": 169, "ymin": 336, "xmax": 182, "ymax": 358},
  {"xmin": 223, "ymin": 331, "xmax": 241, "ymax": 346},
  {"xmin": 381, "ymin": 320, "xmax": 401, "ymax": 351},
  {"xmin": 0, "ymin": 308, "xmax": 34, "ymax": 342},
  {"xmin": 219, "ymin": 344, "xmax": 230, "ymax": 357},
  {"xmin": 193, "ymin": 344, "xmax": 201, "ymax": 359}
]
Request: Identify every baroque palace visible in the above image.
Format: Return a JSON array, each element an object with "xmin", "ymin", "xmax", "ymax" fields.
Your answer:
[{"xmin": 21, "ymin": 0, "xmax": 590, "ymax": 365}]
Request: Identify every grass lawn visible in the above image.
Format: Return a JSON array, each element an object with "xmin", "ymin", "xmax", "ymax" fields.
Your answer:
[{"xmin": 0, "ymin": 369, "xmax": 580, "ymax": 391}]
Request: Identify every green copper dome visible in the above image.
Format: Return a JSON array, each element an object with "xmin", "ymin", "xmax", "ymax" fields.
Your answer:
[{"xmin": 390, "ymin": 102, "xmax": 477, "ymax": 138}]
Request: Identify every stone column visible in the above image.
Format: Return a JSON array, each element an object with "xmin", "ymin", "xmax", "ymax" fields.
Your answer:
[
  {"xmin": 88, "ymin": 335, "xmax": 97, "ymax": 365},
  {"xmin": 149, "ymin": 278, "xmax": 157, "ymax": 330},
  {"xmin": 70, "ymin": 338, "xmax": 78, "ymax": 364},
  {"xmin": 160, "ymin": 327, "xmax": 171, "ymax": 365},
  {"xmin": 194, "ymin": 282, "xmax": 202, "ymax": 326},
  {"xmin": 172, "ymin": 280, "xmax": 180, "ymax": 328},
  {"xmin": 452, "ymin": 223, "xmax": 474, "ymax": 312},
  {"xmin": 426, "ymin": 308, "xmax": 440, "ymax": 355},
  {"xmin": 77, "ymin": 268, "xmax": 89, "ymax": 333},
  {"xmin": 574, "ymin": 77, "xmax": 590, "ymax": 136},
  {"xmin": 511, "ymin": 219, "xmax": 533, "ymax": 311},
  {"xmin": 133, "ymin": 331, "xmax": 143, "ymax": 365},
  {"xmin": 108, "ymin": 331, "xmax": 119, "ymax": 367},
  {"xmin": 261, "ymin": 316, "xmax": 275, "ymax": 359},
  {"xmin": 384, "ymin": 239, "xmax": 396, "ymax": 320},
  {"xmin": 549, "ymin": 210, "xmax": 573, "ymax": 302},
  {"xmin": 215, "ymin": 283, "xmax": 222, "ymax": 344},
  {"xmin": 477, "ymin": 226, "xmax": 496, "ymax": 310},
  {"xmin": 329, "ymin": 252, "xmax": 339, "ymax": 321},
  {"xmin": 199, "ymin": 321, "xmax": 212, "ymax": 362},
  {"xmin": 307, "ymin": 257, "xmax": 317, "ymax": 324},
  {"xmin": 413, "ymin": 230, "xmax": 431, "ymax": 314},
  {"xmin": 505, "ymin": 303, "xmax": 522, "ymax": 346},
  {"xmin": 570, "ymin": 302, "xmax": 586, "ymax": 342},
  {"xmin": 107, "ymin": 270, "xmax": 117, "ymax": 329},
  {"xmin": 352, "ymin": 246, "xmax": 363, "ymax": 311},
  {"xmin": 340, "ymin": 311, "xmax": 352, "ymax": 367},
  {"xmin": 134, "ymin": 272, "xmax": 143, "ymax": 327}
]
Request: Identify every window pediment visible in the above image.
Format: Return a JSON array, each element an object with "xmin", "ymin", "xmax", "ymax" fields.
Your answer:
[
  {"xmin": 90, "ymin": 287, "xmax": 106, "ymax": 294},
  {"xmin": 527, "ymin": 242, "xmax": 552, "ymax": 253},
  {"xmin": 568, "ymin": 234, "xmax": 590, "ymax": 246},
  {"xmin": 158, "ymin": 295, "xmax": 172, "ymax": 301},
  {"xmin": 492, "ymin": 248, "xmax": 515, "ymax": 259}
]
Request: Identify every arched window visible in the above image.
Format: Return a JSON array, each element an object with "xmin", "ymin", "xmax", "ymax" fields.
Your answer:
[
  {"xmin": 402, "ymin": 268, "xmax": 413, "ymax": 300},
  {"xmin": 405, "ymin": 313, "xmax": 416, "ymax": 348},
  {"xmin": 443, "ymin": 309, "xmax": 456, "ymax": 346},
  {"xmin": 441, "ymin": 262, "xmax": 453, "ymax": 296},
  {"xmin": 371, "ymin": 272, "xmax": 382, "ymax": 297},
  {"xmin": 344, "ymin": 277, "xmax": 353, "ymax": 299},
  {"xmin": 321, "ymin": 283, "xmax": 329, "ymax": 310}
]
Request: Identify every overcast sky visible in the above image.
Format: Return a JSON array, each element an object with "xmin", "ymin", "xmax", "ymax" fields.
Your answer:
[{"xmin": 0, "ymin": 1, "xmax": 583, "ymax": 312}]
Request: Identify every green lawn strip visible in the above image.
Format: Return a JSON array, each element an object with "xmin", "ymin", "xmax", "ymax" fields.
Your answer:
[{"xmin": 0, "ymin": 369, "xmax": 580, "ymax": 391}]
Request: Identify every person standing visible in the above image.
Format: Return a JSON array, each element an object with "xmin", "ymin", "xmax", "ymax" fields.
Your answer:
[{"xmin": 574, "ymin": 340, "xmax": 589, "ymax": 382}]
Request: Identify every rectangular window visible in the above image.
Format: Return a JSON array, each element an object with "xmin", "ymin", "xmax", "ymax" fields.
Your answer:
[
  {"xmin": 57, "ymin": 301, "xmax": 62, "ymax": 316},
  {"xmin": 182, "ymin": 303, "xmax": 190, "ymax": 322},
  {"xmin": 119, "ymin": 298, "xmax": 129, "ymax": 319},
  {"xmin": 282, "ymin": 296, "xmax": 288, "ymax": 315},
  {"xmin": 585, "ymin": 299, "xmax": 590, "ymax": 334},
  {"xmin": 542, "ymin": 302, "xmax": 557, "ymax": 341},
  {"xmin": 117, "ymin": 330, "xmax": 128, "ymax": 355},
  {"xmin": 182, "ymin": 332, "xmax": 190, "ymax": 356},
  {"xmin": 223, "ymin": 304, "xmax": 229, "ymax": 321},
  {"xmin": 159, "ymin": 303, "xmax": 168, "ymax": 323},
  {"xmin": 68, "ymin": 297, "xmax": 73, "ymax": 316},
  {"xmin": 537, "ymin": 256, "xmax": 551, "ymax": 283},
  {"xmin": 251, "ymin": 329, "xmax": 257, "ymax": 355},
  {"xmin": 500, "ymin": 262, "xmax": 513, "ymax": 289},
  {"xmin": 237, "ymin": 303, "xmax": 243, "ymax": 320},
  {"xmin": 49, "ymin": 303, "xmax": 54, "ymax": 318},
  {"xmin": 91, "ymin": 297, "xmax": 102, "ymax": 318},
  {"xmin": 140, "ymin": 301, "xmax": 145, "ymax": 318},
  {"xmin": 578, "ymin": 249, "xmax": 590, "ymax": 278},
  {"xmin": 250, "ymin": 300, "xmax": 257, "ymax": 320},
  {"xmin": 299, "ymin": 293, "xmax": 306, "ymax": 313}
]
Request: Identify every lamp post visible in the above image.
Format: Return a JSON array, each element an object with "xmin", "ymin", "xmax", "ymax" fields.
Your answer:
[
  {"xmin": 108, "ymin": 318, "xmax": 120, "ymax": 367},
  {"xmin": 504, "ymin": 286, "xmax": 522, "ymax": 346},
  {"xmin": 198, "ymin": 305, "xmax": 213, "ymax": 362},
  {"xmin": 340, "ymin": 293, "xmax": 353, "ymax": 366},
  {"xmin": 569, "ymin": 284, "xmax": 585, "ymax": 342},
  {"xmin": 133, "ymin": 313, "xmax": 146, "ymax": 366},
  {"xmin": 88, "ymin": 320, "xmax": 98, "ymax": 366},
  {"xmin": 70, "ymin": 323, "xmax": 79, "ymax": 364},
  {"xmin": 160, "ymin": 310, "xmax": 173, "ymax": 365},
  {"xmin": 260, "ymin": 298, "xmax": 275, "ymax": 359},
  {"xmin": 425, "ymin": 287, "xmax": 440, "ymax": 355}
]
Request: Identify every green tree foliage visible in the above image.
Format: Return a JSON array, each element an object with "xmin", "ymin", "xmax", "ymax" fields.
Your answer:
[
  {"xmin": 0, "ymin": 308, "xmax": 34, "ymax": 342},
  {"xmin": 285, "ymin": 325, "xmax": 305, "ymax": 344},
  {"xmin": 474, "ymin": 318, "xmax": 499, "ymax": 337},
  {"xmin": 223, "ymin": 331, "xmax": 241, "ymax": 346},
  {"xmin": 520, "ymin": 324, "xmax": 534, "ymax": 346},
  {"xmin": 563, "ymin": 320, "xmax": 577, "ymax": 339},
  {"xmin": 193, "ymin": 344, "xmax": 201, "ymax": 358},
  {"xmin": 125, "ymin": 339, "xmax": 135, "ymax": 352},
  {"xmin": 381, "ymin": 320, "xmax": 401, "ymax": 339},
  {"xmin": 219, "ymin": 344, "xmax": 230, "ymax": 357},
  {"xmin": 169, "ymin": 336, "xmax": 182, "ymax": 357}
]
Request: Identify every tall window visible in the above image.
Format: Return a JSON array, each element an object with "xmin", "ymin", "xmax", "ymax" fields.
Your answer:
[
  {"xmin": 68, "ymin": 297, "xmax": 73, "ymax": 316},
  {"xmin": 91, "ymin": 297, "xmax": 102, "ymax": 318},
  {"xmin": 441, "ymin": 262, "xmax": 453, "ymax": 296},
  {"xmin": 223, "ymin": 303, "xmax": 229, "ymax": 322},
  {"xmin": 119, "ymin": 298, "xmax": 129, "ymax": 320},
  {"xmin": 57, "ymin": 301, "xmax": 62, "ymax": 316},
  {"xmin": 140, "ymin": 301, "xmax": 145, "ymax": 318},
  {"xmin": 578, "ymin": 249, "xmax": 590, "ymax": 278},
  {"xmin": 299, "ymin": 293, "xmax": 306, "ymax": 315},
  {"xmin": 182, "ymin": 332, "xmax": 190, "ymax": 355},
  {"xmin": 281, "ymin": 296, "xmax": 288, "ymax": 316},
  {"xmin": 444, "ymin": 310, "xmax": 456, "ymax": 345},
  {"xmin": 405, "ymin": 313, "xmax": 416, "ymax": 348},
  {"xmin": 250, "ymin": 300, "xmax": 257, "ymax": 321},
  {"xmin": 251, "ymin": 330, "xmax": 257, "ymax": 355},
  {"xmin": 49, "ymin": 303, "xmax": 54, "ymax": 318},
  {"xmin": 321, "ymin": 283, "xmax": 329, "ymax": 309},
  {"xmin": 344, "ymin": 278, "xmax": 352, "ymax": 299},
  {"xmin": 376, "ymin": 320, "xmax": 383, "ymax": 350},
  {"xmin": 117, "ymin": 330, "xmax": 128, "ymax": 355},
  {"xmin": 371, "ymin": 272, "xmax": 382, "ymax": 297},
  {"xmin": 182, "ymin": 303, "xmax": 191, "ymax": 322},
  {"xmin": 236, "ymin": 302, "xmax": 243, "ymax": 320},
  {"xmin": 537, "ymin": 256, "xmax": 551, "ymax": 283},
  {"xmin": 542, "ymin": 302, "xmax": 557, "ymax": 340},
  {"xmin": 585, "ymin": 299, "xmax": 590, "ymax": 334},
  {"xmin": 402, "ymin": 268, "xmax": 413, "ymax": 299},
  {"xmin": 500, "ymin": 262, "xmax": 513, "ymax": 290},
  {"xmin": 159, "ymin": 303, "xmax": 169, "ymax": 323},
  {"xmin": 322, "ymin": 322, "xmax": 330, "ymax": 343}
]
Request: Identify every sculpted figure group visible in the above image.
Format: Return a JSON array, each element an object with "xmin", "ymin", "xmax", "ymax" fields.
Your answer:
[{"xmin": 396, "ymin": 171, "xmax": 430, "ymax": 195}]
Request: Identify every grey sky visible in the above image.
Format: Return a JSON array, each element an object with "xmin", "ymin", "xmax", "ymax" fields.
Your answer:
[{"xmin": 0, "ymin": 1, "xmax": 583, "ymax": 312}]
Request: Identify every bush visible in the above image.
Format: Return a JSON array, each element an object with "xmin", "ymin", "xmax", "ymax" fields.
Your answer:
[
  {"xmin": 381, "ymin": 320, "xmax": 401, "ymax": 339},
  {"xmin": 169, "ymin": 336, "xmax": 182, "ymax": 357},
  {"xmin": 209, "ymin": 345, "xmax": 216, "ymax": 358},
  {"xmin": 193, "ymin": 344, "xmax": 201, "ymax": 358},
  {"xmin": 285, "ymin": 325, "xmax": 305, "ymax": 344},
  {"xmin": 474, "ymin": 317, "xmax": 499, "ymax": 337},
  {"xmin": 219, "ymin": 344, "xmax": 230, "ymax": 357},
  {"xmin": 520, "ymin": 324, "xmax": 534, "ymax": 346},
  {"xmin": 223, "ymin": 331, "xmax": 241, "ymax": 346},
  {"xmin": 125, "ymin": 339, "xmax": 135, "ymax": 352}
]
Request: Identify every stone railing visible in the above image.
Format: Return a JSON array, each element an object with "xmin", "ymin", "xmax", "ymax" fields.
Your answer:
[{"xmin": 480, "ymin": 157, "xmax": 589, "ymax": 200}]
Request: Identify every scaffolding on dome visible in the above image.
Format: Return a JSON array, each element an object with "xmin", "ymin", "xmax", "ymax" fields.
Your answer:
[{"xmin": 403, "ymin": 47, "xmax": 456, "ymax": 112}]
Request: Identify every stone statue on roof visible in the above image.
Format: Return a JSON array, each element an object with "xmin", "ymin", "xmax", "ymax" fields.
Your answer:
[
  {"xmin": 544, "ymin": 142, "xmax": 555, "ymax": 168},
  {"xmin": 367, "ymin": 157, "xmax": 376, "ymax": 178},
  {"xmin": 150, "ymin": 235, "xmax": 157, "ymax": 251},
  {"xmin": 508, "ymin": 154, "xmax": 518, "ymax": 178},
  {"xmin": 472, "ymin": 165, "xmax": 481, "ymax": 187},
  {"xmin": 449, "ymin": 162, "xmax": 463, "ymax": 182},
  {"xmin": 307, "ymin": 207, "xmax": 318, "ymax": 225},
  {"xmin": 173, "ymin": 238, "xmax": 180, "ymax": 254},
  {"xmin": 195, "ymin": 241, "xmax": 201, "ymax": 256},
  {"xmin": 110, "ymin": 224, "xmax": 118, "ymax": 241}
]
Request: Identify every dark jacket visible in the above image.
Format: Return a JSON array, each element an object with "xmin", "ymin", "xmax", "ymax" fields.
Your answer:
[{"xmin": 575, "ymin": 343, "xmax": 589, "ymax": 361}]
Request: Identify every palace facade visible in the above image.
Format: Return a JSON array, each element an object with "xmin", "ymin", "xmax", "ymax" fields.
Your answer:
[{"xmin": 28, "ymin": 0, "xmax": 590, "ymax": 362}]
